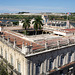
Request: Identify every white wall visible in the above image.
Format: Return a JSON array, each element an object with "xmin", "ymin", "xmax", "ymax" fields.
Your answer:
[
  {"xmin": 53, "ymin": 31, "xmax": 66, "ymax": 36},
  {"xmin": 0, "ymin": 27, "xmax": 1, "ymax": 31},
  {"xmin": 19, "ymin": 20, "xmax": 23, "ymax": 26},
  {"xmin": 66, "ymin": 32, "xmax": 73, "ymax": 36}
]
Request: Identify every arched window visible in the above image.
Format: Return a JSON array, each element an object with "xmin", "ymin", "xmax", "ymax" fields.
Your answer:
[
  {"xmin": 68, "ymin": 52, "xmax": 72, "ymax": 63},
  {"xmin": 17, "ymin": 60, "xmax": 21, "ymax": 73},
  {"xmin": 5, "ymin": 51, "xmax": 7, "ymax": 60},
  {"xmin": 49, "ymin": 59, "xmax": 53, "ymax": 70},
  {"xmin": 11, "ymin": 55, "xmax": 13, "ymax": 66},
  {"xmin": 36, "ymin": 63, "xmax": 41, "ymax": 75},
  {"xmin": 46, "ymin": 59, "xmax": 48, "ymax": 72},
  {"xmin": 60, "ymin": 55, "xmax": 64, "ymax": 66}
]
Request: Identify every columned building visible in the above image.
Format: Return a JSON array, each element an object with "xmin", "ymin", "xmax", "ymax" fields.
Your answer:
[{"xmin": 0, "ymin": 30, "xmax": 75, "ymax": 75}]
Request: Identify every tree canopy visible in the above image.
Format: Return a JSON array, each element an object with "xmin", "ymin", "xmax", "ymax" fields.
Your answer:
[{"xmin": 32, "ymin": 16, "xmax": 43, "ymax": 34}]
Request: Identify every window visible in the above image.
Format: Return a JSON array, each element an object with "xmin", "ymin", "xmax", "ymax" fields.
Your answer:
[
  {"xmin": 60, "ymin": 55, "xmax": 64, "ymax": 66},
  {"xmin": 46, "ymin": 60, "xmax": 48, "ymax": 72},
  {"xmin": 36, "ymin": 63, "xmax": 41, "ymax": 75},
  {"xmin": 1, "ymin": 48, "xmax": 3, "ymax": 56},
  {"xmin": 17, "ymin": 61, "xmax": 21, "ymax": 73},
  {"xmin": 11, "ymin": 55, "xmax": 13, "ymax": 66},
  {"xmin": 42, "ymin": 62, "xmax": 44, "ymax": 73},
  {"xmin": 68, "ymin": 53, "xmax": 72, "ymax": 63},
  {"xmin": 5, "ymin": 51, "xmax": 7, "ymax": 60},
  {"xmin": 49, "ymin": 59, "xmax": 53, "ymax": 70}
]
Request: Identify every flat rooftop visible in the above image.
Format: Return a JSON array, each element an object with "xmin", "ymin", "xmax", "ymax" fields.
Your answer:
[
  {"xmin": 2, "ymin": 26, "xmax": 62, "ymax": 42},
  {"xmin": 1, "ymin": 26, "xmax": 75, "ymax": 54},
  {"xmin": 25, "ymin": 34, "xmax": 61, "ymax": 42}
]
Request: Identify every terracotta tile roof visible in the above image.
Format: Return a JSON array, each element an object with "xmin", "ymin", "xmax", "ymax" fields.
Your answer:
[
  {"xmin": 62, "ymin": 28, "xmax": 75, "ymax": 32},
  {"xmin": 2, "ymin": 31, "xmax": 44, "ymax": 51},
  {"xmin": 1, "ymin": 31, "xmax": 75, "ymax": 52},
  {"xmin": 36, "ymin": 38, "xmax": 62, "ymax": 46}
]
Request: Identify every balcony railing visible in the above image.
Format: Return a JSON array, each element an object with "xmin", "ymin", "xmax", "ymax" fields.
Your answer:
[
  {"xmin": 0, "ymin": 35, "xmax": 75, "ymax": 55},
  {"xmin": 0, "ymin": 36, "xmax": 22, "ymax": 53},
  {"xmin": 47, "ymin": 61, "xmax": 75, "ymax": 75},
  {"xmin": 26, "ymin": 38, "xmax": 75, "ymax": 55}
]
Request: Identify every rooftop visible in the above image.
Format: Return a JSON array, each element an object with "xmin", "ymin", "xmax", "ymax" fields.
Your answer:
[
  {"xmin": 1, "ymin": 31, "xmax": 44, "ymax": 51},
  {"xmin": 1, "ymin": 30, "xmax": 75, "ymax": 55},
  {"xmin": 62, "ymin": 28, "xmax": 75, "ymax": 32},
  {"xmin": 0, "ymin": 25, "xmax": 75, "ymax": 55}
]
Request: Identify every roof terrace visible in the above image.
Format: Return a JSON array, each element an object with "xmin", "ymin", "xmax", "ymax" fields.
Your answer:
[{"xmin": 0, "ymin": 31, "xmax": 75, "ymax": 57}]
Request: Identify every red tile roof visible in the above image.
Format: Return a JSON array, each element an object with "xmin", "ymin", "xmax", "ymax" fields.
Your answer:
[
  {"xmin": 1, "ymin": 31, "xmax": 75, "ymax": 52},
  {"xmin": 2, "ymin": 31, "xmax": 44, "ymax": 51},
  {"xmin": 62, "ymin": 28, "xmax": 75, "ymax": 32}
]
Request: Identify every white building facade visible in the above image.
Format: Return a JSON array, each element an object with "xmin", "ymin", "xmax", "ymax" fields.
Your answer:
[{"xmin": 0, "ymin": 31, "xmax": 75, "ymax": 75}]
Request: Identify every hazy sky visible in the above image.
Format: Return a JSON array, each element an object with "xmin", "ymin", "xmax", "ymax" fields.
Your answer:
[{"xmin": 0, "ymin": 0, "xmax": 75, "ymax": 13}]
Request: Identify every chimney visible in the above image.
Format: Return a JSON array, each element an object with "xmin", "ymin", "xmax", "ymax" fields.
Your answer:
[{"xmin": 13, "ymin": 38, "xmax": 16, "ymax": 48}]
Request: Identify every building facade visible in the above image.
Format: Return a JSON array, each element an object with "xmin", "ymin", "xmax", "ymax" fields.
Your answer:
[{"xmin": 0, "ymin": 30, "xmax": 75, "ymax": 75}]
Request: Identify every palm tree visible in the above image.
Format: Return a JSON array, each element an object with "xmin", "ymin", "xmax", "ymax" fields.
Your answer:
[
  {"xmin": 23, "ymin": 18, "xmax": 31, "ymax": 35},
  {"xmin": 32, "ymin": 16, "xmax": 43, "ymax": 35}
]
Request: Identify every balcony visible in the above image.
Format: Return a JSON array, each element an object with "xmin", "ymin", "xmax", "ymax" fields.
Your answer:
[
  {"xmin": 59, "ymin": 61, "xmax": 75, "ymax": 70},
  {"xmin": 47, "ymin": 61, "xmax": 75, "ymax": 75}
]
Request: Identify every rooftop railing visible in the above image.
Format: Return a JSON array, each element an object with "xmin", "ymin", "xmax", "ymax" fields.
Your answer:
[
  {"xmin": 0, "ymin": 35, "xmax": 22, "ymax": 53},
  {"xmin": 0, "ymin": 34, "xmax": 75, "ymax": 55},
  {"xmin": 26, "ymin": 38, "xmax": 75, "ymax": 54}
]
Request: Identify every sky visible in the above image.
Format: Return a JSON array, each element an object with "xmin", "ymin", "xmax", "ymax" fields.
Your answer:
[{"xmin": 0, "ymin": 0, "xmax": 75, "ymax": 13}]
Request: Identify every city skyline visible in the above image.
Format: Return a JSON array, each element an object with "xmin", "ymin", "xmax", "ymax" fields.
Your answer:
[{"xmin": 0, "ymin": 0, "xmax": 75, "ymax": 13}]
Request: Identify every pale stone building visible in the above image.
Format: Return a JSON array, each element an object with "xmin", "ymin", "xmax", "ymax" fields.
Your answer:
[
  {"xmin": 0, "ymin": 29, "xmax": 75, "ymax": 75},
  {"xmin": 53, "ymin": 28, "xmax": 75, "ymax": 36}
]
